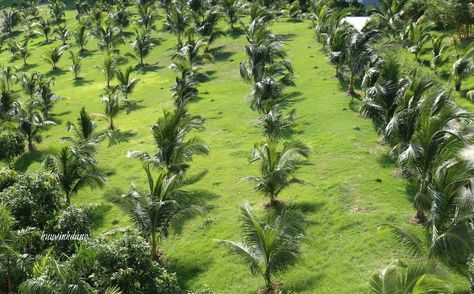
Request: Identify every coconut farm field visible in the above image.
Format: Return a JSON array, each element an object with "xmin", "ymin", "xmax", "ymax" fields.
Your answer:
[{"xmin": 0, "ymin": 1, "xmax": 473, "ymax": 293}]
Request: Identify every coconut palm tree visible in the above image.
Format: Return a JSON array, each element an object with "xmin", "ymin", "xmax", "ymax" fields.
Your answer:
[
  {"xmin": 127, "ymin": 108, "xmax": 209, "ymax": 175},
  {"xmin": 18, "ymin": 71, "xmax": 40, "ymax": 100},
  {"xmin": 344, "ymin": 27, "xmax": 383, "ymax": 96},
  {"xmin": 171, "ymin": 75, "xmax": 199, "ymax": 109},
  {"xmin": 261, "ymin": 107, "xmax": 295, "ymax": 141},
  {"xmin": 452, "ymin": 57, "xmax": 473, "ymax": 92},
  {"xmin": 430, "ymin": 35, "xmax": 448, "ymax": 74},
  {"xmin": 194, "ymin": 7, "xmax": 225, "ymax": 47},
  {"xmin": 327, "ymin": 25, "xmax": 351, "ymax": 78},
  {"xmin": 42, "ymin": 45, "xmax": 68, "ymax": 70},
  {"xmin": 32, "ymin": 19, "xmax": 52, "ymax": 44},
  {"xmin": 94, "ymin": 21, "xmax": 124, "ymax": 53},
  {"xmin": 47, "ymin": 0, "xmax": 66, "ymax": 24},
  {"xmin": 16, "ymin": 100, "xmax": 55, "ymax": 151},
  {"xmin": 54, "ymin": 25, "xmax": 70, "ymax": 46},
  {"xmin": 370, "ymin": 261, "xmax": 450, "ymax": 294},
  {"xmin": 74, "ymin": 24, "xmax": 90, "ymax": 53},
  {"xmin": 8, "ymin": 40, "xmax": 31, "ymax": 67},
  {"xmin": 220, "ymin": 0, "xmax": 243, "ymax": 30},
  {"xmin": 380, "ymin": 156, "xmax": 474, "ymax": 264},
  {"xmin": 400, "ymin": 91, "xmax": 471, "ymax": 222},
  {"xmin": 96, "ymin": 55, "xmax": 115, "ymax": 88},
  {"xmin": 94, "ymin": 91, "xmax": 121, "ymax": 131},
  {"xmin": 360, "ymin": 55, "xmax": 404, "ymax": 133},
  {"xmin": 35, "ymin": 76, "xmax": 59, "ymax": 119},
  {"xmin": 2, "ymin": 9, "xmax": 21, "ymax": 36},
  {"xmin": 137, "ymin": 1, "xmax": 158, "ymax": 33},
  {"xmin": 372, "ymin": 0, "xmax": 409, "ymax": 37},
  {"xmin": 164, "ymin": 5, "xmax": 190, "ymax": 47},
  {"xmin": 121, "ymin": 166, "xmax": 193, "ymax": 261},
  {"xmin": 244, "ymin": 141, "xmax": 309, "ymax": 207},
  {"xmin": 62, "ymin": 107, "xmax": 104, "ymax": 156},
  {"xmin": 219, "ymin": 203, "xmax": 305, "ymax": 293},
  {"xmin": 129, "ymin": 29, "xmax": 154, "ymax": 67},
  {"xmin": 0, "ymin": 80, "xmax": 18, "ymax": 121},
  {"xmin": 1, "ymin": 67, "xmax": 17, "ymax": 91},
  {"xmin": 116, "ymin": 66, "xmax": 138, "ymax": 100},
  {"xmin": 385, "ymin": 76, "xmax": 433, "ymax": 159},
  {"xmin": 69, "ymin": 51, "xmax": 82, "ymax": 80},
  {"xmin": 403, "ymin": 20, "xmax": 432, "ymax": 62},
  {"xmin": 43, "ymin": 146, "xmax": 106, "ymax": 206}
]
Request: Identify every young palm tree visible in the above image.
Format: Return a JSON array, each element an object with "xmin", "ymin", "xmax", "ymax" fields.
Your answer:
[
  {"xmin": 372, "ymin": 0, "xmax": 409, "ymax": 37},
  {"xmin": 42, "ymin": 45, "xmax": 68, "ymax": 70},
  {"xmin": 400, "ymin": 91, "xmax": 471, "ymax": 222},
  {"xmin": 19, "ymin": 71, "xmax": 40, "ymax": 100},
  {"xmin": 370, "ymin": 261, "xmax": 450, "ymax": 293},
  {"xmin": 8, "ymin": 40, "xmax": 31, "ymax": 66},
  {"xmin": 2, "ymin": 9, "xmax": 21, "ymax": 36},
  {"xmin": 327, "ymin": 25, "xmax": 350, "ymax": 78},
  {"xmin": 96, "ymin": 55, "xmax": 116, "ymax": 88},
  {"xmin": 94, "ymin": 22, "xmax": 124, "ymax": 53},
  {"xmin": 261, "ymin": 107, "xmax": 295, "ymax": 141},
  {"xmin": 43, "ymin": 146, "xmax": 106, "ymax": 206},
  {"xmin": 385, "ymin": 76, "xmax": 433, "ymax": 159},
  {"xmin": 35, "ymin": 76, "xmax": 59, "ymax": 119},
  {"xmin": 116, "ymin": 66, "xmax": 138, "ymax": 100},
  {"xmin": 430, "ymin": 35, "xmax": 447, "ymax": 73},
  {"xmin": 360, "ymin": 55, "xmax": 403, "ymax": 133},
  {"xmin": 171, "ymin": 75, "xmax": 198, "ymax": 109},
  {"xmin": 137, "ymin": 2, "xmax": 158, "ymax": 33},
  {"xmin": 220, "ymin": 0, "xmax": 243, "ymax": 30},
  {"xmin": 69, "ymin": 51, "xmax": 82, "ymax": 80},
  {"xmin": 47, "ymin": 0, "xmax": 66, "ymax": 24},
  {"xmin": 173, "ymin": 36, "xmax": 213, "ymax": 66},
  {"xmin": 62, "ymin": 107, "xmax": 103, "ymax": 156},
  {"xmin": 403, "ymin": 20, "xmax": 432, "ymax": 62},
  {"xmin": 380, "ymin": 157, "xmax": 474, "ymax": 264},
  {"xmin": 129, "ymin": 29, "xmax": 154, "ymax": 67},
  {"xmin": 94, "ymin": 92, "xmax": 121, "ymax": 130},
  {"xmin": 244, "ymin": 141, "xmax": 309, "ymax": 207},
  {"xmin": 219, "ymin": 203, "xmax": 305, "ymax": 293},
  {"xmin": 0, "ymin": 79, "xmax": 18, "ymax": 121},
  {"xmin": 127, "ymin": 108, "xmax": 209, "ymax": 175},
  {"xmin": 164, "ymin": 5, "xmax": 190, "ymax": 47},
  {"xmin": 54, "ymin": 25, "xmax": 70, "ymax": 46},
  {"xmin": 121, "ymin": 166, "xmax": 193, "ymax": 261},
  {"xmin": 74, "ymin": 24, "xmax": 90, "ymax": 53},
  {"xmin": 32, "ymin": 19, "xmax": 52, "ymax": 44},
  {"xmin": 452, "ymin": 57, "xmax": 473, "ymax": 92},
  {"xmin": 344, "ymin": 28, "xmax": 383, "ymax": 96},
  {"xmin": 194, "ymin": 8, "xmax": 225, "ymax": 46},
  {"xmin": 16, "ymin": 100, "xmax": 55, "ymax": 151}
]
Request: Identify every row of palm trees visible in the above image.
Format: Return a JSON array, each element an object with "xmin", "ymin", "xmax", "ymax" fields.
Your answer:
[
  {"xmin": 219, "ymin": 6, "xmax": 309, "ymax": 294},
  {"xmin": 310, "ymin": 0, "xmax": 474, "ymax": 291}
]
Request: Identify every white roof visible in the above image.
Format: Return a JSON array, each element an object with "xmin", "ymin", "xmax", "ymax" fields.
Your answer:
[{"xmin": 343, "ymin": 17, "xmax": 371, "ymax": 32}]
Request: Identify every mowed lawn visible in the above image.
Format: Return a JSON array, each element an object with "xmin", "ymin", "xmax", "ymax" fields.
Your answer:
[{"xmin": 1, "ymin": 7, "xmax": 461, "ymax": 293}]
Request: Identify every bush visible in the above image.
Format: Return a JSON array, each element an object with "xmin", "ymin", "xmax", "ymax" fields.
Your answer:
[
  {"xmin": 0, "ymin": 130, "xmax": 25, "ymax": 167},
  {"xmin": 51, "ymin": 205, "xmax": 93, "ymax": 256},
  {"xmin": 0, "ymin": 168, "xmax": 18, "ymax": 191},
  {"xmin": 0, "ymin": 171, "xmax": 62, "ymax": 229},
  {"xmin": 88, "ymin": 231, "xmax": 182, "ymax": 293}
]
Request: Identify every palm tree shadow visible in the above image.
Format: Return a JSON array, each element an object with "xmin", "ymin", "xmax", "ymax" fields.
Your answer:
[
  {"xmin": 138, "ymin": 63, "xmax": 163, "ymax": 74},
  {"xmin": 13, "ymin": 150, "xmax": 47, "ymax": 172},
  {"xmin": 107, "ymin": 129, "xmax": 136, "ymax": 146},
  {"xmin": 349, "ymin": 99, "xmax": 360, "ymax": 112},
  {"xmin": 405, "ymin": 179, "xmax": 417, "ymax": 203},
  {"xmin": 73, "ymin": 78, "xmax": 94, "ymax": 86},
  {"xmin": 377, "ymin": 153, "xmax": 396, "ymax": 168},
  {"xmin": 124, "ymin": 100, "xmax": 146, "ymax": 114},
  {"xmin": 166, "ymin": 257, "xmax": 214, "ymax": 288},
  {"xmin": 288, "ymin": 201, "xmax": 325, "ymax": 214},
  {"xmin": 287, "ymin": 272, "xmax": 325, "ymax": 293},
  {"xmin": 22, "ymin": 63, "xmax": 38, "ymax": 71},
  {"xmin": 46, "ymin": 68, "xmax": 68, "ymax": 78},
  {"xmin": 229, "ymin": 27, "xmax": 244, "ymax": 39},
  {"xmin": 172, "ymin": 188, "xmax": 220, "ymax": 235},
  {"xmin": 278, "ymin": 33, "xmax": 297, "ymax": 41},
  {"xmin": 209, "ymin": 45, "xmax": 235, "ymax": 62}
]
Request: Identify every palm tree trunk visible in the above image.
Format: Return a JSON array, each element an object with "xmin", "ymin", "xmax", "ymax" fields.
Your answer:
[
  {"xmin": 27, "ymin": 135, "xmax": 34, "ymax": 152},
  {"xmin": 415, "ymin": 209, "xmax": 426, "ymax": 223},
  {"xmin": 66, "ymin": 191, "xmax": 71, "ymax": 206},
  {"xmin": 348, "ymin": 72, "xmax": 356, "ymax": 96},
  {"xmin": 455, "ymin": 79, "xmax": 461, "ymax": 91},
  {"xmin": 7, "ymin": 273, "xmax": 12, "ymax": 292}
]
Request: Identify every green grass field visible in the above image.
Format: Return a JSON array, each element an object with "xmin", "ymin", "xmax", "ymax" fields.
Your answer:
[{"xmin": 0, "ymin": 7, "xmax": 470, "ymax": 293}]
